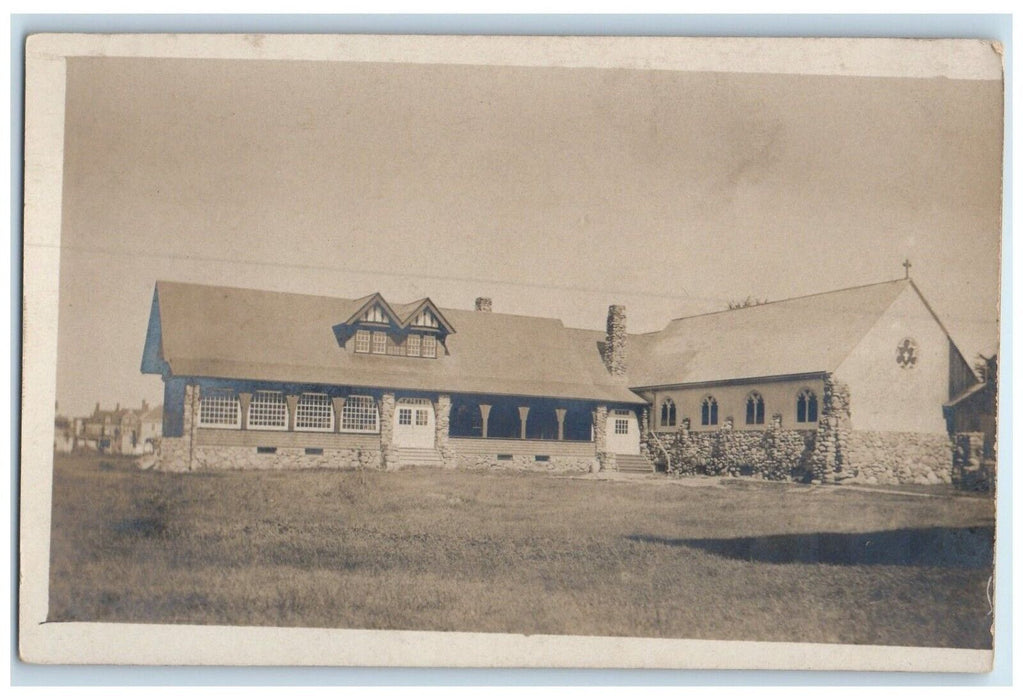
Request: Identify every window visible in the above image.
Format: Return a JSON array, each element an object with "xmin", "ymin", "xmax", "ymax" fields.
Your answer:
[
  {"xmin": 305, "ymin": 447, "xmax": 324, "ymax": 455},
  {"xmin": 412, "ymin": 308, "xmax": 439, "ymax": 328},
  {"xmin": 745, "ymin": 392, "xmax": 765, "ymax": 425},
  {"xmin": 660, "ymin": 398, "xmax": 676, "ymax": 427},
  {"xmin": 422, "ymin": 334, "xmax": 437, "ymax": 358},
  {"xmin": 341, "ymin": 395, "xmax": 379, "ymax": 433},
  {"xmin": 416, "ymin": 409, "xmax": 429, "ymax": 426},
  {"xmin": 398, "ymin": 407, "xmax": 412, "ymax": 426},
  {"xmin": 198, "ymin": 388, "xmax": 240, "ymax": 428},
  {"xmin": 614, "ymin": 418, "xmax": 629, "ymax": 435},
  {"xmin": 362, "ymin": 304, "xmax": 388, "ymax": 323},
  {"xmin": 701, "ymin": 396, "xmax": 718, "ymax": 426},
  {"xmin": 249, "ymin": 390, "xmax": 288, "ymax": 430},
  {"xmin": 797, "ymin": 389, "xmax": 819, "ymax": 423},
  {"xmin": 256, "ymin": 446, "xmax": 277, "ymax": 454},
  {"xmin": 371, "ymin": 331, "xmax": 387, "ymax": 355},
  {"xmin": 406, "ymin": 333, "xmax": 421, "ymax": 357},
  {"xmin": 354, "ymin": 329, "xmax": 371, "ymax": 354},
  {"xmin": 295, "ymin": 393, "xmax": 333, "ymax": 431}
]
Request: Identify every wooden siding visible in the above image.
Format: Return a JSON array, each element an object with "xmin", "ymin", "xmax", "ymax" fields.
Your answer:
[
  {"xmin": 449, "ymin": 437, "xmax": 595, "ymax": 457},
  {"xmin": 196, "ymin": 428, "xmax": 380, "ymax": 450}
]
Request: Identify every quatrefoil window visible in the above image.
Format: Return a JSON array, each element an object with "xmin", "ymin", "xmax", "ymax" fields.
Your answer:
[{"xmin": 896, "ymin": 338, "xmax": 919, "ymax": 369}]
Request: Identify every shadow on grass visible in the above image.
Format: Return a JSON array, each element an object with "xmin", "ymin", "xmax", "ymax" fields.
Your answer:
[{"xmin": 628, "ymin": 526, "xmax": 994, "ymax": 568}]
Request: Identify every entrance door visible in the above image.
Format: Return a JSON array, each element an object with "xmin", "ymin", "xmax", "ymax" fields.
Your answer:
[
  {"xmin": 393, "ymin": 398, "xmax": 436, "ymax": 448},
  {"xmin": 605, "ymin": 408, "xmax": 640, "ymax": 454}
]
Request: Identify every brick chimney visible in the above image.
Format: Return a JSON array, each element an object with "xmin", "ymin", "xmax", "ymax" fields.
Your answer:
[
  {"xmin": 604, "ymin": 304, "xmax": 627, "ymax": 376},
  {"xmin": 475, "ymin": 297, "xmax": 493, "ymax": 312}
]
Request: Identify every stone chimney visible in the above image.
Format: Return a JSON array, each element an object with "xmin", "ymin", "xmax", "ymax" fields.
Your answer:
[
  {"xmin": 604, "ymin": 304, "xmax": 627, "ymax": 376},
  {"xmin": 95, "ymin": 402, "xmax": 100, "ymax": 415},
  {"xmin": 475, "ymin": 297, "xmax": 493, "ymax": 312}
]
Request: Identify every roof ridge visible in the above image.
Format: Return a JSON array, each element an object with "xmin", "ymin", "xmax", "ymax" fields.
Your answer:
[{"xmin": 666, "ymin": 277, "xmax": 909, "ymax": 323}]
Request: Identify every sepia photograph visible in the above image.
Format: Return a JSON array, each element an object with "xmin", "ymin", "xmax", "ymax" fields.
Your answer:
[{"xmin": 20, "ymin": 33, "xmax": 1004, "ymax": 671}]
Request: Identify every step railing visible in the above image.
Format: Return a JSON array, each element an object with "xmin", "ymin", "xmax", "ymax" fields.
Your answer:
[{"xmin": 647, "ymin": 430, "xmax": 671, "ymax": 473}]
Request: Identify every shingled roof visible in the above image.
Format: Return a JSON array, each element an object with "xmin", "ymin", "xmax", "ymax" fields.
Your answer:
[
  {"xmin": 625, "ymin": 278, "xmax": 923, "ymax": 388},
  {"xmin": 143, "ymin": 281, "xmax": 644, "ymax": 404}
]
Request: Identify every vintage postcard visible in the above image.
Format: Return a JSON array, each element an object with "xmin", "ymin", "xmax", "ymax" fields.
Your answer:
[{"xmin": 20, "ymin": 34, "xmax": 1003, "ymax": 671}]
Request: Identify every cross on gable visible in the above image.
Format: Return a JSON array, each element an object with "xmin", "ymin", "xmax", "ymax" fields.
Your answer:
[{"xmin": 903, "ymin": 258, "xmax": 912, "ymax": 279}]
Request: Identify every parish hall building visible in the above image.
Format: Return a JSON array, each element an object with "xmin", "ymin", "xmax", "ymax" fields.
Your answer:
[{"xmin": 140, "ymin": 276, "xmax": 990, "ymax": 485}]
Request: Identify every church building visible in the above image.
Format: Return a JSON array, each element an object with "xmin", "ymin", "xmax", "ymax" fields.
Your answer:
[{"xmin": 141, "ymin": 275, "xmax": 985, "ymax": 485}]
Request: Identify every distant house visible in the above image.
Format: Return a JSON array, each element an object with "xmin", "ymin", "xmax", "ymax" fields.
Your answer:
[
  {"xmin": 75, "ymin": 401, "xmax": 161, "ymax": 455},
  {"xmin": 53, "ymin": 407, "xmax": 74, "ymax": 453},
  {"xmin": 141, "ymin": 277, "xmax": 989, "ymax": 485}
]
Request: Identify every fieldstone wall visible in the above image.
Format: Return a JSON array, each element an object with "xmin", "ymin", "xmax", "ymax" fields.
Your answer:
[
  {"xmin": 455, "ymin": 453, "xmax": 596, "ymax": 473},
  {"xmin": 650, "ymin": 417, "xmax": 814, "ymax": 481},
  {"xmin": 845, "ymin": 431, "xmax": 952, "ymax": 485},
  {"xmin": 155, "ymin": 437, "xmax": 191, "ymax": 472},
  {"xmin": 190, "ymin": 445, "xmax": 381, "ymax": 471}
]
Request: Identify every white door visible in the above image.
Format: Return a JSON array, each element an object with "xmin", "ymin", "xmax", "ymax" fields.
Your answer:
[
  {"xmin": 605, "ymin": 409, "xmax": 640, "ymax": 454},
  {"xmin": 393, "ymin": 398, "xmax": 436, "ymax": 448}
]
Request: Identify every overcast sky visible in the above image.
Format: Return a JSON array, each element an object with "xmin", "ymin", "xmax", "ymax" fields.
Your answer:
[{"xmin": 55, "ymin": 54, "xmax": 1003, "ymax": 417}]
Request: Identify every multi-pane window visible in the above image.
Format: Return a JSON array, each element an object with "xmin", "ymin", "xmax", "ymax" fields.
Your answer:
[
  {"xmin": 701, "ymin": 396, "xmax": 718, "ymax": 426},
  {"xmin": 422, "ymin": 335, "xmax": 437, "ymax": 358},
  {"xmin": 398, "ymin": 407, "xmax": 413, "ymax": 426},
  {"xmin": 249, "ymin": 390, "xmax": 288, "ymax": 430},
  {"xmin": 198, "ymin": 388, "xmax": 241, "ymax": 428},
  {"xmin": 412, "ymin": 308, "xmax": 439, "ymax": 328},
  {"xmin": 416, "ymin": 409, "xmax": 429, "ymax": 426},
  {"xmin": 371, "ymin": 331, "xmax": 387, "ymax": 355},
  {"xmin": 406, "ymin": 333, "xmax": 421, "ymax": 357},
  {"xmin": 660, "ymin": 398, "xmax": 676, "ymax": 427},
  {"xmin": 295, "ymin": 393, "xmax": 333, "ymax": 431},
  {"xmin": 354, "ymin": 329, "xmax": 371, "ymax": 354},
  {"xmin": 745, "ymin": 392, "xmax": 765, "ymax": 425},
  {"xmin": 614, "ymin": 418, "xmax": 629, "ymax": 435},
  {"xmin": 797, "ymin": 389, "xmax": 819, "ymax": 423},
  {"xmin": 341, "ymin": 395, "xmax": 379, "ymax": 433}
]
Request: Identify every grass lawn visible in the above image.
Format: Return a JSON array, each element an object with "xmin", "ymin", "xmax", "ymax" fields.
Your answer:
[{"xmin": 47, "ymin": 454, "xmax": 995, "ymax": 648}]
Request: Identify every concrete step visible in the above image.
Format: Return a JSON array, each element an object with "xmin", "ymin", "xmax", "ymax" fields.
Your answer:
[
  {"xmin": 615, "ymin": 453, "xmax": 655, "ymax": 473},
  {"xmin": 397, "ymin": 447, "xmax": 444, "ymax": 466}
]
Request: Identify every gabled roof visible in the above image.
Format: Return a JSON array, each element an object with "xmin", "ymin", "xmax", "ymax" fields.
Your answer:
[
  {"xmin": 626, "ymin": 279, "xmax": 922, "ymax": 388},
  {"xmin": 145, "ymin": 281, "xmax": 643, "ymax": 404}
]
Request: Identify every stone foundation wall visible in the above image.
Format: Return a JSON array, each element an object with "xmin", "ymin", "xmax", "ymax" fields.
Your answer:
[
  {"xmin": 455, "ymin": 453, "xmax": 596, "ymax": 473},
  {"xmin": 154, "ymin": 436, "xmax": 191, "ymax": 472},
  {"xmin": 191, "ymin": 445, "xmax": 382, "ymax": 471},
  {"xmin": 844, "ymin": 431, "xmax": 952, "ymax": 485}
]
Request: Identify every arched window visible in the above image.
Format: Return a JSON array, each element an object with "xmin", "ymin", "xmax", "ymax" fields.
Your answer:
[
  {"xmin": 745, "ymin": 392, "xmax": 765, "ymax": 425},
  {"xmin": 797, "ymin": 389, "xmax": 819, "ymax": 423},
  {"xmin": 198, "ymin": 388, "xmax": 240, "ymax": 428},
  {"xmin": 340, "ymin": 395, "xmax": 380, "ymax": 433},
  {"xmin": 295, "ymin": 393, "xmax": 333, "ymax": 432},
  {"xmin": 660, "ymin": 398, "xmax": 677, "ymax": 428},
  {"xmin": 701, "ymin": 396, "xmax": 718, "ymax": 426},
  {"xmin": 249, "ymin": 390, "xmax": 288, "ymax": 431}
]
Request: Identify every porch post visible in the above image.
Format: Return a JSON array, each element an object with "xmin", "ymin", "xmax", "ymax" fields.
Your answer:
[
  {"xmin": 555, "ymin": 408, "xmax": 567, "ymax": 441},
  {"xmin": 380, "ymin": 392, "xmax": 397, "ymax": 470},
  {"xmin": 479, "ymin": 403, "xmax": 491, "ymax": 438},
  {"xmin": 518, "ymin": 406, "xmax": 530, "ymax": 440},
  {"xmin": 285, "ymin": 395, "xmax": 299, "ymax": 431},
  {"xmin": 331, "ymin": 396, "xmax": 345, "ymax": 432},
  {"xmin": 238, "ymin": 392, "xmax": 252, "ymax": 430},
  {"xmin": 435, "ymin": 394, "xmax": 454, "ymax": 468}
]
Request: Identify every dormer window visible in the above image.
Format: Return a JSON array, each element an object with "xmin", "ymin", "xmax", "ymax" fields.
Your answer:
[
  {"xmin": 362, "ymin": 304, "xmax": 389, "ymax": 324},
  {"xmin": 371, "ymin": 331, "xmax": 387, "ymax": 354},
  {"xmin": 412, "ymin": 308, "xmax": 439, "ymax": 328},
  {"xmin": 407, "ymin": 333, "xmax": 421, "ymax": 357},
  {"xmin": 422, "ymin": 334, "xmax": 437, "ymax": 358},
  {"xmin": 354, "ymin": 329, "xmax": 371, "ymax": 354}
]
